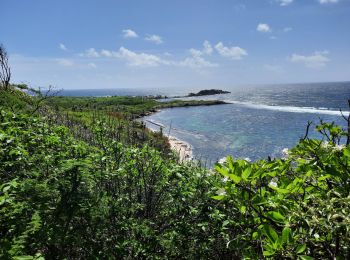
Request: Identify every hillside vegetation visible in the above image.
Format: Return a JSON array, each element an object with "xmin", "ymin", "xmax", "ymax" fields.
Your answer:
[{"xmin": 1, "ymin": 86, "xmax": 349, "ymax": 259}]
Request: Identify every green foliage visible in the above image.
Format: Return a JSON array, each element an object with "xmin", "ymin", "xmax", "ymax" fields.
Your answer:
[
  {"xmin": 213, "ymin": 126, "xmax": 350, "ymax": 259},
  {"xmin": 0, "ymin": 109, "xmax": 226, "ymax": 258},
  {"xmin": 1, "ymin": 89, "xmax": 349, "ymax": 259},
  {"xmin": 48, "ymin": 95, "xmax": 226, "ymax": 118}
]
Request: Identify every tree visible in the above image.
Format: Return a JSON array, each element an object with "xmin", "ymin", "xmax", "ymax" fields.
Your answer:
[{"xmin": 0, "ymin": 44, "xmax": 11, "ymax": 91}]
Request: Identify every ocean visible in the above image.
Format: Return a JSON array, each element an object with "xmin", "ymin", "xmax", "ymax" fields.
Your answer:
[{"xmin": 62, "ymin": 82, "xmax": 350, "ymax": 166}]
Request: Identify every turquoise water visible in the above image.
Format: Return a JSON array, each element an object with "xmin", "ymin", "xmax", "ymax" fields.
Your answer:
[
  {"xmin": 142, "ymin": 82, "xmax": 350, "ymax": 165},
  {"xmin": 61, "ymin": 82, "xmax": 350, "ymax": 166}
]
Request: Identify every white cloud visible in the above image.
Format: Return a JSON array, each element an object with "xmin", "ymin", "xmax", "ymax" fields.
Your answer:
[
  {"xmin": 203, "ymin": 40, "xmax": 213, "ymax": 55},
  {"xmin": 180, "ymin": 44, "xmax": 217, "ymax": 68},
  {"xmin": 57, "ymin": 59, "xmax": 74, "ymax": 67},
  {"xmin": 100, "ymin": 49, "xmax": 119, "ymax": 58},
  {"xmin": 257, "ymin": 23, "xmax": 271, "ymax": 33},
  {"xmin": 189, "ymin": 48, "xmax": 203, "ymax": 57},
  {"xmin": 145, "ymin": 34, "xmax": 163, "ymax": 44},
  {"xmin": 88, "ymin": 62, "xmax": 97, "ymax": 68},
  {"xmin": 214, "ymin": 42, "xmax": 247, "ymax": 60},
  {"xmin": 319, "ymin": 0, "xmax": 339, "ymax": 4},
  {"xmin": 100, "ymin": 49, "xmax": 113, "ymax": 57},
  {"xmin": 276, "ymin": 0, "xmax": 293, "ymax": 6},
  {"xmin": 80, "ymin": 48, "xmax": 100, "ymax": 58},
  {"xmin": 289, "ymin": 51, "xmax": 330, "ymax": 68},
  {"xmin": 117, "ymin": 47, "xmax": 165, "ymax": 67},
  {"xmin": 122, "ymin": 29, "xmax": 138, "ymax": 38},
  {"xmin": 283, "ymin": 27, "xmax": 293, "ymax": 32},
  {"xmin": 59, "ymin": 43, "xmax": 67, "ymax": 51},
  {"xmin": 77, "ymin": 42, "xmax": 222, "ymax": 70},
  {"xmin": 178, "ymin": 55, "xmax": 218, "ymax": 69},
  {"xmin": 187, "ymin": 41, "xmax": 213, "ymax": 57}
]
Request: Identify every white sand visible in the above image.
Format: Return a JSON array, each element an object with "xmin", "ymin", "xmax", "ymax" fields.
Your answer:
[
  {"xmin": 168, "ymin": 136, "xmax": 193, "ymax": 162},
  {"xmin": 142, "ymin": 120, "xmax": 193, "ymax": 162}
]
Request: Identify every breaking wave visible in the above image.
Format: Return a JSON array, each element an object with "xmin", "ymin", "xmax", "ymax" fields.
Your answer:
[{"xmin": 226, "ymin": 101, "xmax": 349, "ymax": 116}]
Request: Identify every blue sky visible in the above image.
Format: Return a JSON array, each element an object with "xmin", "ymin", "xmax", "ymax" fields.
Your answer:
[{"xmin": 2, "ymin": 0, "xmax": 350, "ymax": 89}]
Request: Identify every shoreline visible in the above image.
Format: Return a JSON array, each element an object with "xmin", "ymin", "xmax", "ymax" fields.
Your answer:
[
  {"xmin": 142, "ymin": 121, "xmax": 193, "ymax": 162},
  {"xmin": 168, "ymin": 135, "xmax": 193, "ymax": 162},
  {"xmin": 138, "ymin": 99, "xmax": 229, "ymax": 162}
]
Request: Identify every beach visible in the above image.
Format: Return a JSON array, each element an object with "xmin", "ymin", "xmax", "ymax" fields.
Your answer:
[
  {"xmin": 168, "ymin": 135, "xmax": 193, "ymax": 162},
  {"xmin": 143, "ymin": 119, "xmax": 193, "ymax": 162}
]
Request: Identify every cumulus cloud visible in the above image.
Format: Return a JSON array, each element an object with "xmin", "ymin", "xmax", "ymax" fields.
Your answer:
[
  {"xmin": 289, "ymin": 51, "xmax": 330, "ymax": 68},
  {"xmin": 319, "ymin": 0, "xmax": 338, "ymax": 4},
  {"xmin": 117, "ymin": 47, "xmax": 166, "ymax": 67},
  {"xmin": 257, "ymin": 23, "xmax": 271, "ymax": 33},
  {"xmin": 145, "ymin": 34, "xmax": 163, "ymax": 44},
  {"xmin": 276, "ymin": 0, "xmax": 293, "ymax": 6},
  {"xmin": 59, "ymin": 43, "xmax": 67, "ymax": 51},
  {"xmin": 122, "ymin": 29, "xmax": 138, "ymax": 38},
  {"xmin": 80, "ymin": 48, "xmax": 100, "ymax": 58},
  {"xmin": 78, "ymin": 40, "xmax": 247, "ymax": 69},
  {"xmin": 203, "ymin": 40, "xmax": 213, "ymax": 55},
  {"xmin": 100, "ymin": 49, "xmax": 120, "ymax": 58},
  {"xmin": 79, "ymin": 47, "xmax": 165, "ymax": 67},
  {"xmin": 187, "ymin": 41, "xmax": 213, "ymax": 57},
  {"xmin": 178, "ymin": 55, "xmax": 218, "ymax": 69},
  {"xmin": 189, "ymin": 48, "xmax": 203, "ymax": 57},
  {"xmin": 178, "ymin": 47, "xmax": 217, "ymax": 69},
  {"xmin": 214, "ymin": 42, "xmax": 248, "ymax": 60},
  {"xmin": 57, "ymin": 59, "xmax": 74, "ymax": 67}
]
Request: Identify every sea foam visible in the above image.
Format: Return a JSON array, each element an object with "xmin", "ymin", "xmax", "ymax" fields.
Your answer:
[{"xmin": 226, "ymin": 101, "xmax": 349, "ymax": 116}]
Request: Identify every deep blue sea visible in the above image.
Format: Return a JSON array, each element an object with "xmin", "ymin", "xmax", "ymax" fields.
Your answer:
[{"xmin": 62, "ymin": 82, "xmax": 350, "ymax": 166}]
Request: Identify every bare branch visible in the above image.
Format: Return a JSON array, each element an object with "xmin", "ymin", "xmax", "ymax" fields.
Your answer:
[
  {"xmin": 0, "ymin": 44, "xmax": 11, "ymax": 91},
  {"xmin": 339, "ymin": 108, "xmax": 348, "ymax": 121},
  {"xmin": 30, "ymin": 85, "xmax": 62, "ymax": 114},
  {"xmin": 302, "ymin": 121, "xmax": 313, "ymax": 141}
]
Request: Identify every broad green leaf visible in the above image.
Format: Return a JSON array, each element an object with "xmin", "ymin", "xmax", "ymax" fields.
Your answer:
[
  {"xmin": 2, "ymin": 185, "xmax": 11, "ymax": 193},
  {"xmin": 13, "ymin": 256, "xmax": 35, "ymax": 260},
  {"xmin": 229, "ymin": 173, "xmax": 241, "ymax": 184},
  {"xmin": 212, "ymin": 195, "xmax": 225, "ymax": 200},
  {"xmin": 298, "ymin": 255, "xmax": 314, "ymax": 260},
  {"xmin": 344, "ymin": 147, "xmax": 350, "ymax": 157},
  {"xmin": 241, "ymin": 167, "xmax": 251, "ymax": 181},
  {"xmin": 215, "ymin": 165, "xmax": 230, "ymax": 177},
  {"xmin": 263, "ymin": 225, "xmax": 278, "ymax": 243},
  {"xmin": 282, "ymin": 227, "xmax": 292, "ymax": 244},
  {"xmin": 296, "ymin": 244, "xmax": 306, "ymax": 254},
  {"xmin": 266, "ymin": 211, "xmax": 285, "ymax": 223},
  {"xmin": 318, "ymin": 174, "xmax": 331, "ymax": 181},
  {"xmin": 263, "ymin": 250, "xmax": 275, "ymax": 256},
  {"xmin": 269, "ymin": 185, "xmax": 290, "ymax": 194}
]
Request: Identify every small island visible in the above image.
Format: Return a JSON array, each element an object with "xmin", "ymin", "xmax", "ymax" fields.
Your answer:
[{"xmin": 187, "ymin": 89, "xmax": 231, "ymax": 97}]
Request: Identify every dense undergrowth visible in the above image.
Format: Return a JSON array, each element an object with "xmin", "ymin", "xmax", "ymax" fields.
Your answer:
[{"xmin": 0, "ymin": 86, "xmax": 349, "ymax": 259}]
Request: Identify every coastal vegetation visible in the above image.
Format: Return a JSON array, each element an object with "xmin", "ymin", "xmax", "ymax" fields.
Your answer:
[
  {"xmin": 187, "ymin": 89, "xmax": 231, "ymax": 97},
  {"xmin": 1, "ymin": 45, "xmax": 349, "ymax": 259}
]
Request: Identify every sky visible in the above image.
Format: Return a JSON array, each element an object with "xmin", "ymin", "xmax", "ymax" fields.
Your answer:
[{"xmin": 2, "ymin": 0, "xmax": 350, "ymax": 90}]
